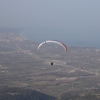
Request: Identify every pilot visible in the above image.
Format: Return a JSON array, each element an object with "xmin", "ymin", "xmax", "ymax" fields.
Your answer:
[{"xmin": 51, "ymin": 62, "xmax": 53, "ymax": 66}]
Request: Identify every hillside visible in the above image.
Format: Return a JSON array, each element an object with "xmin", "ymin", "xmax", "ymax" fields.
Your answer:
[{"xmin": 0, "ymin": 86, "xmax": 56, "ymax": 100}]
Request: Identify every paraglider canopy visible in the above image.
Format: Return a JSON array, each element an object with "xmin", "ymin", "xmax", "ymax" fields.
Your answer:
[{"xmin": 38, "ymin": 40, "xmax": 67, "ymax": 52}]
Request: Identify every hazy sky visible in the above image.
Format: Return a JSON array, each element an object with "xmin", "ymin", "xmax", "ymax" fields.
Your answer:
[{"xmin": 0, "ymin": 0, "xmax": 100, "ymax": 46}]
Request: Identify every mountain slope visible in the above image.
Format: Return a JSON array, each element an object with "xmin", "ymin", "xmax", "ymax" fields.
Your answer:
[{"xmin": 0, "ymin": 86, "xmax": 56, "ymax": 100}]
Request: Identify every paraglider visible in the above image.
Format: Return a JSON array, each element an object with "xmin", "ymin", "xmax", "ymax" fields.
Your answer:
[
  {"xmin": 38, "ymin": 40, "xmax": 67, "ymax": 66},
  {"xmin": 38, "ymin": 40, "xmax": 67, "ymax": 52}
]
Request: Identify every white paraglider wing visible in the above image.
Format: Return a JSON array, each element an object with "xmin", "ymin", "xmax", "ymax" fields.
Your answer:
[{"xmin": 38, "ymin": 40, "xmax": 67, "ymax": 51}]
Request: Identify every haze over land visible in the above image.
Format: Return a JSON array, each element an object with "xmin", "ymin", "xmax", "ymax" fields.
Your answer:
[
  {"xmin": 0, "ymin": 1, "xmax": 100, "ymax": 99},
  {"xmin": 0, "ymin": 1, "xmax": 100, "ymax": 47},
  {"xmin": 0, "ymin": 28, "xmax": 100, "ymax": 99}
]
